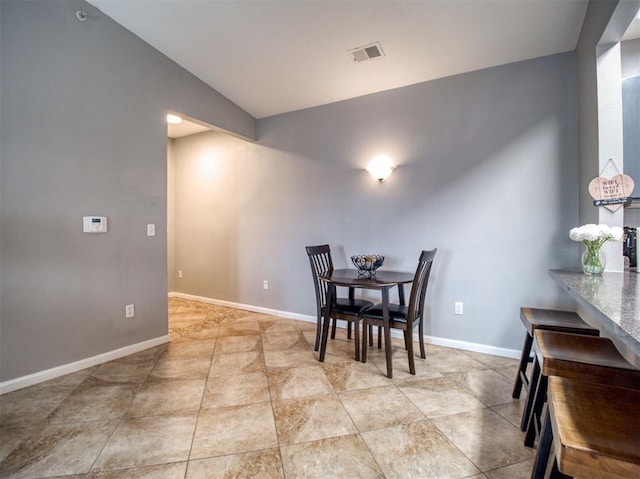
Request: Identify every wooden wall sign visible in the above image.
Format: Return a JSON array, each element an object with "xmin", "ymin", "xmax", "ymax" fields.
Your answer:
[{"xmin": 589, "ymin": 174, "xmax": 635, "ymax": 212}]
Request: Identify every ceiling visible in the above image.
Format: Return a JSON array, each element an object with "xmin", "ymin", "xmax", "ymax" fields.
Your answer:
[
  {"xmin": 623, "ymin": 14, "xmax": 640, "ymax": 41},
  {"xmin": 87, "ymin": 0, "xmax": 598, "ymax": 121}
]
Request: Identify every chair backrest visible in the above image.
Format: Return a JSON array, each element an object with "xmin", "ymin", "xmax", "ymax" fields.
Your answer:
[
  {"xmin": 306, "ymin": 244, "xmax": 334, "ymax": 314},
  {"xmin": 406, "ymin": 249, "xmax": 437, "ymax": 327}
]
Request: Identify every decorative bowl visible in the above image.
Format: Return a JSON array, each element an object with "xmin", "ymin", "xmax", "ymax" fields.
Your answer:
[{"xmin": 351, "ymin": 255, "xmax": 384, "ymax": 275}]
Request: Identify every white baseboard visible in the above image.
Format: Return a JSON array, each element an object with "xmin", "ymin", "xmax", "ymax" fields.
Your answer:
[
  {"xmin": 0, "ymin": 335, "xmax": 170, "ymax": 395},
  {"xmin": 169, "ymin": 292, "xmax": 520, "ymax": 359},
  {"xmin": 3, "ymin": 293, "xmax": 521, "ymax": 395},
  {"xmin": 169, "ymin": 291, "xmax": 317, "ymax": 323}
]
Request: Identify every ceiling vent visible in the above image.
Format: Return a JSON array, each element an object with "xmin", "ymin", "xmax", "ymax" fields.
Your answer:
[{"xmin": 349, "ymin": 41, "xmax": 385, "ymax": 63}]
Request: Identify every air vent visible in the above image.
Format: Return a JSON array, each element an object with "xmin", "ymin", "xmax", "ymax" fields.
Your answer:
[{"xmin": 348, "ymin": 41, "xmax": 385, "ymax": 63}]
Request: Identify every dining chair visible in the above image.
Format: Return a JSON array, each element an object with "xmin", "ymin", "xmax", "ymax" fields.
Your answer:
[
  {"xmin": 361, "ymin": 249, "xmax": 437, "ymax": 375},
  {"xmin": 306, "ymin": 244, "xmax": 374, "ymax": 360}
]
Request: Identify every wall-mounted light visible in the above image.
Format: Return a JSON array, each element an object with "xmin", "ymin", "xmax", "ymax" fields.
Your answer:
[
  {"xmin": 366, "ymin": 155, "xmax": 394, "ymax": 182},
  {"xmin": 166, "ymin": 114, "xmax": 183, "ymax": 124}
]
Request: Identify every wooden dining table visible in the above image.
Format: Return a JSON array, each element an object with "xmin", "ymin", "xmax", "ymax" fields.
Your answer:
[{"xmin": 318, "ymin": 268, "xmax": 414, "ymax": 378}]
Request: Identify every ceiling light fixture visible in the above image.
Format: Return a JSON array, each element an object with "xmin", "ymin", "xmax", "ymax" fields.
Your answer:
[
  {"xmin": 166, "ymin": 114, "xmax": 183, "ymax": 124},
  {"xmin": 366, "ymin": 155, "xmax": 394, "ymax": 182}
]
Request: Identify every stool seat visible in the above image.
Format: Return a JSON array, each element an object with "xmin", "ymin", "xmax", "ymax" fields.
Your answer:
[
  {"xmin": 536, "ymin": 330, "xmax": 640, "ymax": 389},
  {"xmin": 549, "ymin": 377, "xmax": 640, "ymax": 479},
  {"xmin": 512, "ymin": 307, "xmax": 599, "ymax": 399},
  {"xmin": 522, "ymin": 330, "xmax": 640, "ymax": 448},
  {"xmin": 519, "ymin": 307, "xmax": 600, "ymax": 335}
]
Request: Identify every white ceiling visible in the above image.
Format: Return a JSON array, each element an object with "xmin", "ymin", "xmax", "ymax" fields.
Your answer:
[
  {"xmin": 88, "ymin": 0, "xmax": 595, "ymax": 120},
  {"xmin": 623, "ymin": 15, "xmax": 640, "ymax": 41}
]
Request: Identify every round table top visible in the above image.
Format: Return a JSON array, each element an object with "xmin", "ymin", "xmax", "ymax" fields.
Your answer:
[{"xmin": 319, "ymin": 268, "xmax": 414, "ymax": 288}]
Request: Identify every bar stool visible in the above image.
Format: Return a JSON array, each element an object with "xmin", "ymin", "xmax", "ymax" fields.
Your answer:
[
  {"xmin": 522, "ymin": 330, "xmax": 640, "ymax": 448},
  {"xmin": 512, "ymin": 307, "xmax": 599, "ymax": 399},
  {"xmin": 531, "ymin": 377, "xmax": 640, "ymax": 479}
]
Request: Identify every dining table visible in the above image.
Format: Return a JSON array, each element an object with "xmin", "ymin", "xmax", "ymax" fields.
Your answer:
[{"xmin": 318, "ymin": 268, "xmax": 414, "ymax": 378}]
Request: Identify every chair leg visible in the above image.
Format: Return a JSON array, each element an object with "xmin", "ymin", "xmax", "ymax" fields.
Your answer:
[
  {"xmin": 521, "ymin": 356, "xmax": 541, "ymax": 432},
  {"xmin": 524, "ymin": 373, "xmax": 548, "ymax": 448},
  {"xmin": 367, "ymin": 325, "xmax": 382, "ymax": 348},
  {"xmin": 531, "ymin": 405, "xmax": 553, "ymax": 479},
  {"xmin": 331, "ymin": 317, "xmax": 337, "ymax": 339},
  {"xmin": 353, "ymin": 320, "xmax": 360, "ymax": 361},
  {"xmin": 314, "ymin": 315, "xmax": 321, "ymax": 352},
  {"xmin": 418, "ymin": 319, "xmax": 426, "ymax": 359},
  {"xmin": 319, "ymin": 310, "xmax": 332, "ymax": 362},
  {"xmin": 513, "ymin": 332, "xmax": 533, "ymax": 398},
  {"xmin": 406, "ymin": 330, "xmax": 416, "ymax": 375},
  {"xmin": 347, "ymin": 321, "xmax": 352, "ymax": 339}
]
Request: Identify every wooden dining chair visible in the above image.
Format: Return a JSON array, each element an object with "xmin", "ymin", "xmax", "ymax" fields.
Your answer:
[
  {"xmin": 361, "ymin": 249, "xmax": 437, "ymax": 376},
  {"xmin": 306, "ymin": 245, "xmax": 374, "ymax": 360}
]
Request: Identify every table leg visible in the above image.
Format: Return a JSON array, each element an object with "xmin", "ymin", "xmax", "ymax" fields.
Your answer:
[
  {"xmin": 382, "ymin": 286, "xmax": 393, "ymax": 378},
  {"xmin": 319, "ymin": 284, "xmax": 334, "ymax": 362}
]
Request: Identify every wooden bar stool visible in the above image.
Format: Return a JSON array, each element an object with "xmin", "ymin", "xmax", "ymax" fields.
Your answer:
[
  {"xmin": 522, "ymin": 330, "xmax": 640, "ymax": 448},
  {"xmin": 531, "ymin": 377, "xmax": 640, "ymax": 479},
  {"xmin": 512, "ymin": 307, "xmax": 599, "ymax": 399}
]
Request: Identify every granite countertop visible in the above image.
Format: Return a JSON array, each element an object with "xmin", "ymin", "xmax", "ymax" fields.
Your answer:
[{"xmin": 549, "ymin": 270, "xmax": 640, "ymax": 360}]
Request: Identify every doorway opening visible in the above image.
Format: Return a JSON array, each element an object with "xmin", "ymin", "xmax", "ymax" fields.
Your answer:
[{"xmin": 165, "ymin": 112, "xmax": 253, "ymax": 336}]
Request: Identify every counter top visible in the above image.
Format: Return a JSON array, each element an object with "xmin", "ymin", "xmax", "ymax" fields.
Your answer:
[{"xmin": 549, "ymin": 270, "xmax": 640, "ymax": 362}]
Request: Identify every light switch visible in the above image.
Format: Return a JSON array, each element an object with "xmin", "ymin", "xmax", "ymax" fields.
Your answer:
[{"xmin": 147, "ymin": 224, "xmax": 155, "ymax": 237}]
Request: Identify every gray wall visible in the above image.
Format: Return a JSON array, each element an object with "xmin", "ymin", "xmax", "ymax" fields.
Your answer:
[
  {"xmin": 171, "ymin": 52, "xmax": 579, "ymax": 353},
  {"xmin": 0, "ymin": 0, "xmax": 255, "ymax": 381},
  {"xmin": 621, "ymin": 38, "xmax": 640, "ymax": 78}
]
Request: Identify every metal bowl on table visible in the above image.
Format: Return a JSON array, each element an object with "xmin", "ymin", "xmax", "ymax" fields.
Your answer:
[{"xmin": 351, "ymin": 255, "xmax": 384, "ymax": 276}]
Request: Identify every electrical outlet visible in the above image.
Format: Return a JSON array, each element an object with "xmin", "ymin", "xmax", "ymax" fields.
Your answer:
[
  {"xmin": 147, "ymin": 224, "xmax": 155, "ymax": 236},
  {"xmin": 263, "ymin": 280, "xmax": 269, "ymax": 290},
  {"xmin": 178, "ymin": 270, "xmax": 183, "ymax": 279},
  {"xmin": 125, "ymin": 304, "xmax": 135, "ymax": 318},
  {"xmin": 454, "ymin": 302, "xmax": 464, "ymax": 315}
]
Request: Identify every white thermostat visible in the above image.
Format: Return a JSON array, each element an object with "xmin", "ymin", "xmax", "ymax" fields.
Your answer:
[{"xmin": 83, "ymin": 216, "xmax": 107, "ymax": 233}]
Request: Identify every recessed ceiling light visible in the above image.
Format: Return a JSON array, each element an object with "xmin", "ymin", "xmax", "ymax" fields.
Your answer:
[{"xmin": 166, "ymin": 114, "xmax": 182, "ymax": 124}]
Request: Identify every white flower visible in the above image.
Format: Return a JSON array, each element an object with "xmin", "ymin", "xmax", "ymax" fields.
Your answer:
[
  {"xmin": 609, "ymin": 226, "xmax": 624, "ymax": 242},
  {"xmin": 569, "ymin": 224, "xmax": 623, "ymax": 244}
]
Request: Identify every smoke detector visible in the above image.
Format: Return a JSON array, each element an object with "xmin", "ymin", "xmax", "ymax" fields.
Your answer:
[{"xmin": 348, "ymin": 42, "xmax": 385, "ymax": 63}]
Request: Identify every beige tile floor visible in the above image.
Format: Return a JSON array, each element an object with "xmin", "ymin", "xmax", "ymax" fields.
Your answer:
[{"xmin": 0, "ymin": 298, "xmax": 534, "ymax": 478}]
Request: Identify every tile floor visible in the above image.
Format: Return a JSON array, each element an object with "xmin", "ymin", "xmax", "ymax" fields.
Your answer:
[{"xmin": 0, "ymin": 298, "xmax": 534, "ymax": 478}]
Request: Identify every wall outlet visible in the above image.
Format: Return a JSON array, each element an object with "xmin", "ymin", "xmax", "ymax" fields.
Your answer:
[
  {"xmin": 454, "ymin": 302, "xmax": 464, "ymax": 315},
  {"xmin": 178, "ymin": 270, "xmax": 183, "ymax": 279},
  {"xmin": 263, "ymin": 280, "xmax": 269, "ymax": 290},
  {"xmin": 125, "ymin": 304, "xmax": 135, "ymax": 318},
  {"xmin": 147, "ymin": 224, "xmax": 156, "ymax": 236}
]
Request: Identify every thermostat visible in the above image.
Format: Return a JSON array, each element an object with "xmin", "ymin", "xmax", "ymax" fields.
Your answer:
[{"xmin": 83, "ymin": 216, "xmax": 107, "ymax": 233}]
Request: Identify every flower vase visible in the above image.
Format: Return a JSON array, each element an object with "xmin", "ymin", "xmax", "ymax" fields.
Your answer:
[{"xmin": 582, "ymin": 248, "xmax": 606, "ymax": 275}]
